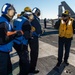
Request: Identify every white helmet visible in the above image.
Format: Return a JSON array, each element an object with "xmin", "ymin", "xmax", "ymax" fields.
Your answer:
[
  {"xmin": 32, "ymin": 7, "xmax": 40, "ymax": 16},
  {"xmin": 1, "ymin": 3, "xmax": 16, "ymax": 15}
]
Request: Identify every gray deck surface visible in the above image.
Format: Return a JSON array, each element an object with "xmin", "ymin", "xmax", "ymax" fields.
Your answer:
[{"xmin": 11, "ymin": 22, "xmax": 75, "ymax": 75}]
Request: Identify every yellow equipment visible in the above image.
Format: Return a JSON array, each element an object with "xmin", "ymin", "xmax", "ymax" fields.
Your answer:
[
  {"xmin": 24, "ymin": 7, "xmax": 32, "ymax": 12},
  {"xmin": 31, "ymin": 26, "xmax": 36, "ymax": 32}
]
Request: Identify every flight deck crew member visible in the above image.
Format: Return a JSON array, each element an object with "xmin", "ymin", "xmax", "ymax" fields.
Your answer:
[
  {"xmin": 27, "ymin": 7, "xmax": 42, "ymax": 74},
  {"xmin": 44, "ymin": 18, "xmax": 47, "ymax": 28},
  {"xmin": 13, "ymin": 7, "xmax": 34, "ymax": 75},
  {"xmin": 54, "ymin": 10, "xmax": 75, "ymax": 67},
  {"xmin": 0, "ymin": 3, "xmax": 22, "ymax": 75}
]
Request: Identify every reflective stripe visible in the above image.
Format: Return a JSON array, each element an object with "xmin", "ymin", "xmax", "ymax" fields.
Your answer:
[
  {"xmin": 59, "ymin": 18, "xmax": 74, "ymax": 38},
  {"xmin": 5, "ymin": 21, "xmax": 12, "ymax": 30},
  {"xmin": 68, "ymin": 20, "xmax": 71, "ymax": 25},
  {"xmin": 2, "ymin": 5, "xmax": 7, "ymax": 12},
  {"xmin": 25, "ymin": 12, "xmax": 32, "ymax": 15}
]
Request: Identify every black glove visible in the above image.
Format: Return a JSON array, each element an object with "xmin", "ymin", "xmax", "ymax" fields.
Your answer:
[{"xmin": 15, "ymin": 31, "xmax": 22, "ymax": 37}]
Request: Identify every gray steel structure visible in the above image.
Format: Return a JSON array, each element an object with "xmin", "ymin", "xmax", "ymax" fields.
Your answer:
[{"xmin": 58, "ymin": 1, "xmax": 75, "ymax": 18}]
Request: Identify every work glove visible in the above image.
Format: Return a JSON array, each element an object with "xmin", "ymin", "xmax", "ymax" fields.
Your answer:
[
  {"xmin": 31, "ymin": 26, "xmax": 36, "ymax": 32},
  {"xmin": 15, "ymin": 30, "xmax": 23, "ymax": 37}
]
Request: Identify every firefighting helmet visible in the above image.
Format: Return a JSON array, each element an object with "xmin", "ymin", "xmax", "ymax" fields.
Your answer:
[{"xmin": 1, "ymin": 3, "xmax": 16, "ymax": 14}]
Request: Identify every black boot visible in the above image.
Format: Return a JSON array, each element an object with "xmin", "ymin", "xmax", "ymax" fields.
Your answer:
[
  {"xmin": 56, "ymin": 62, "xmax": 61, "ymax": 67},
  {"xmin": 29, "ymin": 69, "xmax": 39, "ymax": 74},
  {"xmin": 63, "ymin": 61, "xmax": 69, "ymax": 66}
]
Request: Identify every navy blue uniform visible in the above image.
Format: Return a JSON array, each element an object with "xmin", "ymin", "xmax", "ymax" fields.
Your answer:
[{"xmin": 28, "ymin": 14, "xmax": 42, "ymax": 72}]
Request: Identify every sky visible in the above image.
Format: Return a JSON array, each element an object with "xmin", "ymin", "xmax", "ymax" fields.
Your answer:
[{"xmin": 0, "ymin": 0, "xmax": 75, "ymax": 19}]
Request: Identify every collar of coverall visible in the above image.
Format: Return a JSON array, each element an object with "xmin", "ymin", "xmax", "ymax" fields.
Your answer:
[{"xmin": 2, "ymin": 14, "xmax": 11, "ymax": 22}]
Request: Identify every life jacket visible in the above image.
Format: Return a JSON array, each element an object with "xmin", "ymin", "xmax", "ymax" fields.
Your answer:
[
  {"xmin": 13, "ymin": 16, "xmax": 28, "ymax": 45},
  {"xmin": 0, "ymin": 16, "xmax": 13, "ymax": 52},
  {"xmin": 59, "ymin": 18, "xmax": 74, "ymax": 38}
]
